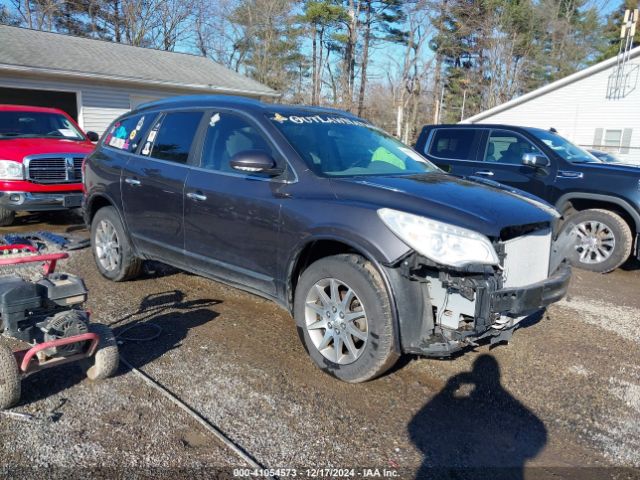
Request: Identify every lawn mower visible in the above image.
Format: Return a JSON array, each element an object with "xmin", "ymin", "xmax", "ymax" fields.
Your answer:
[{"xmin": 0, "ymin": 249, "xmax": 118, "ymax": 409}]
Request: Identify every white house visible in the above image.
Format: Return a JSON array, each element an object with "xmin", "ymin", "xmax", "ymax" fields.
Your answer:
[
  {"xmin": 462, "ymin": 46, "xmax": 640, "ymax": 164},
  {"xmin": 0, "ymin": 25, "xmax": 278, "ymax": 134}
]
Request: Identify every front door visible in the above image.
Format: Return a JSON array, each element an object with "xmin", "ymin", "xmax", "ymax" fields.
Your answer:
[
  {"xmin": 475, "ymin": 129, "xmax": 551, "ymax": 199},
  {"xmin": 122, "ymin": 110, "xmax": 204, "ymax": 262},
  {"xmin": 184, "ymin": 111, "xmax": 284, "ymax": 297}
]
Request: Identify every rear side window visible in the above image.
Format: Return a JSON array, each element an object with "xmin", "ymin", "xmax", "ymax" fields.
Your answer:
[
  {"xmin": 142, "ymin": 111, "xmax": 203, "ymax": 164},
  {"xmin": 427, "ymin": 128, "xmax": 483, "ymax": 161},
  {"xmin": 104, "ymin": 113, "xmax": 155, "ymax": 153}
]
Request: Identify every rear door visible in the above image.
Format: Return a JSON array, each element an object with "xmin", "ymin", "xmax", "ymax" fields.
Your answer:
[
  {"xmin": 421, "ymin": 127, "xmax": 485, "ymax": 176},
  {"xmin": 121, "ymin": 110, "xmax": 204, "ymax": 263},
  {"xmin": 183, "ymin": 111, "xmax": 285, "ymax": 297}
]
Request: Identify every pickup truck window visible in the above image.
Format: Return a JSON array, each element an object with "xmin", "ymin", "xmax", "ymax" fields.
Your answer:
[
  {"xmin": 484, "ymin": 130, "xmax": 542, "ymax": 164},
  {"xmin": 427, "ymin": 128, "xmax": 484, "ymax": 161},
  {"xmin": 0, "ymin": 111, "xmax": 84, "ymax": 140},
  {"xmin": 269, "ymin": 113, "xmax": 437, "ymax": 177},
  {"xmin": 529, "ymin": 129, "xmax": 600, "ymax": 164},
  {"xmin": 145, "ymin": 111, "xmax": 203, "ymax": 164},
  {"xmin": 201, "ymin": 113, "xmax": 274, "ymax": 172}
]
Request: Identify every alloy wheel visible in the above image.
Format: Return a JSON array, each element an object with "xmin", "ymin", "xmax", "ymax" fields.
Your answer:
[
  {"xmin": 573, "ymin": 220, "xmax": 616, "ymax": 264},
  {"xmin": 95, "ymin": 219, "xmax": 121, "ymax": 272},
  {"xmin": 304, "ymin": 278, "xmax": 368, "ymax": 365}
]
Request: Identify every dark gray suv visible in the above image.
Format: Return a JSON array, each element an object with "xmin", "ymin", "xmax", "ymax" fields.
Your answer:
[{"xmin": 83, "ymin": 96, "xmax": 570, "ymax": 382}]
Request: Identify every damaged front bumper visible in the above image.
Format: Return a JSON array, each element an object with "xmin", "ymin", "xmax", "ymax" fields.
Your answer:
[{"xmin": 396, "ymin": 256, "xmax": 571, "ymax": 358}]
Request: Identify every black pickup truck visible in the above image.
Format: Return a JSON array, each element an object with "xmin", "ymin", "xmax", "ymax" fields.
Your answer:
[{"xmin": 416, "ymin": 124, "xmax": 640, "ymax": 272}]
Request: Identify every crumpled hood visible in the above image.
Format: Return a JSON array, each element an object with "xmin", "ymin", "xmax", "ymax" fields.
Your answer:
[
  {"xmin": 331, "ymin": 173, "xmax": 556, "ymax": 238},
  {"xmin": 0, "ymin": 138, "xmax": 94, "ymax": 161}
]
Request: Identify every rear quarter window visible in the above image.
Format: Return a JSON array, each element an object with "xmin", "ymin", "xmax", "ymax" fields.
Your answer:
[
  {"xmin": 427, "ymin": 128, "xmax": 484, "ymax": 161},
  {"xmin": 104, "ymin": 113, "xmax": 156, "ymax": 153}
]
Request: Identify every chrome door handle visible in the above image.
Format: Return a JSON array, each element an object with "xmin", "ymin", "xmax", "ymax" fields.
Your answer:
[
  {"xmin": 125, "ymin": 177, "xmax": 141, "ymax": 186},
  {"xmin": 474, "ymin": 170, "xmax": 494, "ymax": 176},
  {"xmin": 186, "ymin": 192, "xmax": 207, "ymax": 202}
]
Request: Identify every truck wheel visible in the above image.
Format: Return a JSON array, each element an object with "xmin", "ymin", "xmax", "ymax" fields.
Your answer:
[
  {"xmin": 293, "ymin": 254, "xmax": 399, "ymax": 383},
  {"xmin": 0, "ymin": 343, "xmax": 21, "ymax": 409},
  {"xmin": 83, "ymin": 323, "xmax": 119, "ymax": 381},
  {"xmin": 0, "ymin": 208, "xmax": 15, "ymax": 227},
  {"xmin": 91, "ymin": 206, "xmax": 142, "ymax": 281},
  {"xmin": 562, "ymin": 208, "xmax": 633, "ymax": 273}
]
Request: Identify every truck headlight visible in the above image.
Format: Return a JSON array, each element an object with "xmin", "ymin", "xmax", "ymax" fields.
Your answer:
[
  {"xmin": 0, "ymin": 160, "xmax": 24, "ymax": 180},
  {"xmin": 378, "ymin": 208, "xmax": 500, "ymax": 267}
]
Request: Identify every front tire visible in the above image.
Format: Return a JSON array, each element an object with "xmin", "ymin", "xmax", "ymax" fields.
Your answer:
[
  {"xmin": 91, "ymin": 206, "xmax": 142, "ymax": 281},
  {"xmin": 82, "ymin": 324, "xmax": 119, "ymax": 381},
  {"xmin": 562, "ymin": 208, "xmax": 633, "ymax": 273},
  {"xmin": 293, "ymin": 254, "xmax": 399, "ymax": 383}
]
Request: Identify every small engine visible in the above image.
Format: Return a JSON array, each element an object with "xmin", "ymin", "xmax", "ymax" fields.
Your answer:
[
  {"xmin": 0, "ymin": 273, "xmax": 88, "ymax": 343},
  {"xmin": 38, "ymin": 310, "xmax": 89, "ymax": 357}
]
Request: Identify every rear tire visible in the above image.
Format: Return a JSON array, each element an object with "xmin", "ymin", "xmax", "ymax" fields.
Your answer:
[
  {"xmin": 562, "ymin": 208, "xmax": 633, "ymax": 273},
  {"xmin": 83, "ymin": 324, "xmax": 119, "ymax": 381},
  {"xmin": 0, "ymin": 208, "xmax": 16, "ymax": 227},
  {"xmin": 0, "ymin": 342, "xmax": 20, "ymax": 409},
  {"xmin": 293, "ymin": 254, "xmax": 399, "ymax": 383},
  {"xmin": 91, "ymin": 206, "xmax": 142, "ymax": 281}
]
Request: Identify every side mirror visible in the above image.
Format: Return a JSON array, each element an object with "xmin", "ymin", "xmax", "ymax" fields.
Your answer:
[
  {"xmin": 230, "ymin": 150, "xmax": 282, "ymax": 175},
  {"xmin": 522, "ymin": 152, "xmax": 550, "ymax": 168},
  {"xmin": 86, "ymin": 131, "xmax": 99, "ymax": 142}
]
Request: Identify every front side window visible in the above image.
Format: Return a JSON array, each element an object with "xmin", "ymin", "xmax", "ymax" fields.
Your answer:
[
  {"xmin": 484, "ymin": 130, "xmax": 542, "ymax": 164},
  {"xmin": 529, "ymin": 129, "xmax": 600, "ymax": 163},
  {"xmin": 201, "ymin": 112, "xmax": 274, "ymax": 172},
  {"xmin": 104, "ymin": 113, "xmax": 156, "ymax": 152},
  {"xmin": 141, "ymin": 111, "xmax": 203, "ymax": 164},
  {"xmin": 0, "ymin": 111, "xmax": 84, "ymax": 140},
  {"xmin": 269, "ymin": 112, "xmax": 438, "ymax": 177},
  {"xmin": 427, "ymin": 128, "xmax": 483, "ymax": 161}
]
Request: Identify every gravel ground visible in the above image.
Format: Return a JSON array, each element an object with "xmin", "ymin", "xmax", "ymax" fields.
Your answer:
[{"xmin": 1, "ymin": 211, "xmax": 639, "ymax": 479}]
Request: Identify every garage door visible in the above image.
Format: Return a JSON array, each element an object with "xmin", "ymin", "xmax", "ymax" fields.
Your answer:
[{"xmin": 0, "ymin": 87, "xmax": 78, "ymax": 121}]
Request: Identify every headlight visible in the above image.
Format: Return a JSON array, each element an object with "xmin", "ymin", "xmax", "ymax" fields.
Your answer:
[
  {"xmin": 0, "ymin": 160, "xmax": 24, "ymax": 180},
  {"xmin": 378, "ymin": 208, "xmax": 500, "ymax": 267}
]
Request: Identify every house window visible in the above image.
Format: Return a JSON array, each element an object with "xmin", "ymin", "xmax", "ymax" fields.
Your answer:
[{"xmin": 604, "ymin": 129, "xmax": 622, "ymax": 152}]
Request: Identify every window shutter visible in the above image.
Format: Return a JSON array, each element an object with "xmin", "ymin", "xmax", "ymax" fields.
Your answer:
[
  {"xmin": 593, "ymin": 128, "xmax": 603, "ymax": 148},
  {"xmin": 621, "ymin": 128, "xmax": 633, "ymax": 154}
]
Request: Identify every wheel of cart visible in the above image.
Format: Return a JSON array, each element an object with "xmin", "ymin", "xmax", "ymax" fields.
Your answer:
[
  {"xmin": 0, "ymin": 250, "xmax": 119, "ymax": 410},
  {"xmin": 0, "ymin": 342, "xmax": 20, "ymax": 410}
]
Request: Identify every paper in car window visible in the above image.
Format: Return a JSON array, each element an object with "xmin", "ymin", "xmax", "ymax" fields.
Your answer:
[
  {"xmin": 58, "ymin": 128, "xmax": 76, "ymax": 137},
  {"xmin": 399, "ymin": 147, "xmax": 428, "ymax": 164}
]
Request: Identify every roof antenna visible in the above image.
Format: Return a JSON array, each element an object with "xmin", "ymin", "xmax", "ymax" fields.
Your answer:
[
  {"xmin": 608, "ymin": 8, "xmax": 638, "ymax": 99},
  {"xmin": 549, "ymin": 127, "xmax": 558, "ymax": 133}
]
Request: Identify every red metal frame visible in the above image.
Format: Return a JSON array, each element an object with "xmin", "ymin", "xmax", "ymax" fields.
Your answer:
[
  {"xmin": 13, "ymin": 332, "xmax": 99, "ymax": 375},
  {"xmin": 0, "ymin": 251, "xmax": 68, "ymax": 274},
  {"xmin": 0, "ymin": 244, "xmax": 37, "ymax": 253}
]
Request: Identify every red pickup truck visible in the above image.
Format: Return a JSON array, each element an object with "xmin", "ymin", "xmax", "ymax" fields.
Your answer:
[{"xmin": 0, "ymin": 105, "xmax": 99, "ymax": 226}]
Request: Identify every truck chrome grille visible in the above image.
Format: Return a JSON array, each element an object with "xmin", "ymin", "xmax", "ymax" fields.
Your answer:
[
  {"xmin": 502, "ymin": 228, "xmax": 552, "ymax": 288},
  {"xmin": 25, "ymin": 156, "xmax": 84, "ymax": 184}
]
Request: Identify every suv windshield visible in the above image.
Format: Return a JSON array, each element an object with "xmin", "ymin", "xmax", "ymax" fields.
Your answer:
[
  {"xmin": 529, "ymin": 129, "xmax": 600, "ymax": 164},
  {"xmin": 269, "ymin": 112, "xmax": 438, "ymax": 177},
  {"xmin": 0, "ymin": 111, "xmax": 84, "ymax": 140}
]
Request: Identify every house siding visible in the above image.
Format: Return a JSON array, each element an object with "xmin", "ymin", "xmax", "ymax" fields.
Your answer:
[
  {"xmin": 0, "ymin": 72, "xmax": 252, "ymax": 135},
  {"xmin": 466, "ymin": 61, "xmax": 640, "ymax": 165}
]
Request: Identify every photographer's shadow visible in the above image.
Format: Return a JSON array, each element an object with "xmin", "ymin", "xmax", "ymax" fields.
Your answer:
[{"xmin": 409, "ymin": 355, "xmax": 547, "ymax": 480}]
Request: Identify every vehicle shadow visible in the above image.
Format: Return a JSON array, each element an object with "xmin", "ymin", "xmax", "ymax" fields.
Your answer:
[
  {"xmin": 408, "ymin": 354, "xmax": 547, "ymax": 480},
  {"xmin": 18, "ymin": 290, "xmax": 221, "ymax": 408}
]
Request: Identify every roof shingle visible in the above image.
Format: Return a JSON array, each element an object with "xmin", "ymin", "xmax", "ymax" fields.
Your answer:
[{"xmin": 0, "ymin": 25, "xmax": 277, "ymax": 97}]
